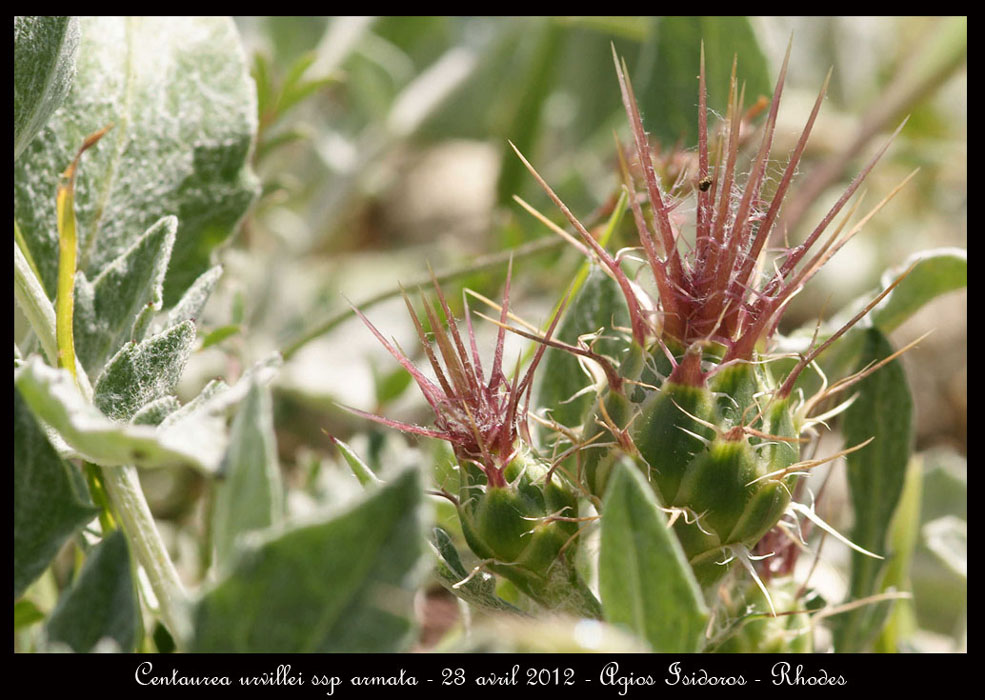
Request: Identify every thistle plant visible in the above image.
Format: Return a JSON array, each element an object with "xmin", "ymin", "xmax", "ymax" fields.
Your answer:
[
  {"xmin": 351, "ymin": 41, "xmax": 959, "ymax": 651},
  {"xmin": 510, "ymin": 45, "xmax": 920, "ymax": 593},
  {"xmin": 348, "ymin": 271, "xmax": 602, "ymax": 617},
  {"xmin": 15, "ymin": 16, "xmax": 965, "ymax": 656}
]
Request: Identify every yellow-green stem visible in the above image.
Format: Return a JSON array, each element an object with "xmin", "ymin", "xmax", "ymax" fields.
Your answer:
[
  {"xmin": 43, "ymin": 125, "xmax": 190, "ymax": 644},
  {"xmin": 54, "ymin": 125, "xmax": 112, "ymax": 379},
  {"xmin": 54, "ymin": 172, "xmax": 78, "ymax": 380}
]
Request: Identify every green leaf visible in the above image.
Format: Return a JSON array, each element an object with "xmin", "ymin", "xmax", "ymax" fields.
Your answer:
[
  {"xmin": 93, "ymin": 321, "xmax": 196, "ymax": 422},
  {"xmin": 200, "ymin": 324, "xmax": 241, "ymax": 349},
  {"xmin": 211, "ymin": 380, "xmax": 283, "ymax": 575},
  {"xmin": 14, "ymin": 16, "xmax": 80, "ymax": 160},
  {"xmin": 599, "ymin": 459, "xmax": 708, "ymax": 652},
  {"xmin": 371, "ymin": 360, "xmax": 415, "ymax": 406},
  {"xmin": 874, "ymin": 454, "xmax": 923, "ymax": 652},
  {"xmin": 72, "ymin": 216, "xmax": 176, "ymax": 376},
  {"xmin": 871, "ymin": 248, "xmax": 967, "ymax": 333},
  {"xmin": 911, "ymin": 449, "xmax": 966, "ymax": 639},
  {"xmin": 252, "ymin": 51, "xmax": 272, "ymax": 125},
  {"xmin": 833, "ymin": 328, "xmax": 914, "ymax": 652},
  {"xmin": 921, "ymin": 447, "xmax": 967, "ymax": 522},
  {"xmin": 644, "ymin": 17, "xmax": 770, "ymax": 146},
  {"xmin": 14, "ymin": 387, "xmax": 96, "ymax": 599},
  {"xmin": 787, "ymin": 248, "xmax": 968, "ymax": 381},
  {"xmin": 430, "ymin": 527, "xmax": 523, "ymax": 615},
  {"xmin": 165, "ymin": 265, "xmax": 223, "ymax": 330},
  {"xmin": 330, "ymin": 436, "xmax": 381, "ymax": 487},
  {"xmin": 923, "ymin": 515, "xmax": 966, "ymax": 580},
  {"xmin": 14, "ymin": 599, "xmax": 46, "ymax": 630},
  {"xmin": 191, "ymin": 468, "xmax": 428, "ymax": 652},
  {"xmin": 272, "ymin": 50, "xmax": 339, "ymax": 121},
  {"xmin": 130, "ymin": 396, "xmax": 180, "ymax": 426},
  {"xmin": 159, "ymin": 354, "xmax": 281, "ymax": 430},
  {"xmin": 496, "ymin": 19, "xmax": 566, "ymax": 205},
  {"xmin": 45, "ymin": 531, "xmax": 139, "ymax": 652},
  {"xmin": 15, "ymin": 357, "xmax": 223, "ymax": 474},
  {"xmin": 536, "ymin": 266, "xmax": 631, "ymax": 437},
  {"xmin": 14, "ymin": 16, "xmax": 259, "ymax": 308}
]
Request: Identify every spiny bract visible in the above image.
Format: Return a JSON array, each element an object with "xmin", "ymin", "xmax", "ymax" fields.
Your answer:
[
  {"xmin": 353, "ymin": 43, "xmax": 909, "ymax": 613},
  {"xmin": 513, "ymin": 44, "xmax": 905, "ymax": 589}
]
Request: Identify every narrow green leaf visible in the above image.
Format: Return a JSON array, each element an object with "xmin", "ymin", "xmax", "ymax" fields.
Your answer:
[
  {"xmin": 14, "ymin": 16, "xmax": 80, "ymax": 160},
  {"xmin": 252, "ymin": 52, "xmax": 272, "ymax": 125},
  {"xmin": 45, "ymin": 531, "xmax": 139, "ymax": 652},
  {"xmin": 536, "ymin": 266, "xmax": 631, "ymax": 437},
  {"xmin": 14, "ymin": 16, "xmax": 259, "ymax": 307},
  {"xmin": 165, "ymin": 265, "xmax": 223, "ymax": 330},
  {"xmin": 430, "ymin": 527, "xmax": 523, "ymax": 615},
  {"xmin": 278, "ymin": 51, "xmax": 317, "ymax": 98},
  {"xmin": 923, "ymin": 515, "xmax": 967, "ymax": 580},
  {"xmin": 130, "ymin": 396, "xmax": 181, "ymax": 427},
  {"xmin": 157, "ymin": 354, "xmax": 281, "ymax": 431},
  {"xmin": 370, "ymin": 360, "xmax": 414, "ymax": 406},
  {"xmin": 191, "ymin": 468, "xmax": 428, "ymax": 652},
  {"xmin": 14, "ymin": 388, "xmax": 96, "ymax": 599},
  {"xmin": 278, "ymin": 77, "xmax": 336, "ymax": 117},
  {"xmin": 200, "ymin": 324, "xmax": 241, "ymax": 349},
  {"xmin": 871, "ymin": 248, "xmax": 967, "ymax": 333},
  {"xmin": 15, "ymin": 357, "xmax": 223, "ymax": 474},
  {"xmin": 330, "ymin": 436, "xmax": 381, "ymax": 487},
  {"xmin": 599, "ymin": 459, "xmax": 708, "ymax": 652},
  {"xmin": 912, "ymin": 451, "xmax": 966, "ymax": 639},
  {"xmin": 874, "ymin": 454, "xmax": 923, "ymax": 652},
  {"xmin": 921, "ymin": 447, "xmax": 967, "ymax": 522},
  {"xmin": 833, "ymin": 328, "xmax": 913, "ymax": 652},
  {"xmin": 496, "ymin": 19, "xmax": 566, "ymax": 205},
  {"xmin": 788, "ymin": 248, "xmax": 968, "ymax": 381},
  {"xmin": 645, "ymin": 17, "xmax": 770, "ymax": 146},
  {"xmin": 14, "ymin": 599, "xmax": 46, "ymax": 630},
  {"xmin": 73, "ymin": 216, "xmax": 177, "ymax": 376},
  {"xmin": 93, "ymin": 321, "xmax": 196, "ymax": 422},
  {"xmin": 211, "ymin": 380, "xmax": 283, "ymax": 575}
]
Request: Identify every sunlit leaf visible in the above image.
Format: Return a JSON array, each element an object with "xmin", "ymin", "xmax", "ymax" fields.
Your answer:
[
  {"xmin": 14, "ymin": 16, "xmax": 79, "ymax": 160},
  {"xmin": 191, "ymin": 468, "xmax": 428, "ymax": 652},
  {"xmin": 14, "ymin": 16, "xmax": 258, "ymax": 307},
  {"xmin": 599, "ymin": 459, "xmax": 708, "ymax": 652},
  {"xmin": 14, "ymin": 387, "xmax": 96, "ymax": 599}
]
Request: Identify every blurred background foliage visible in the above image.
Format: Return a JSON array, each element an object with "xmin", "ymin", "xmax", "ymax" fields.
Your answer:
[{"xmin": 166, "ymin": 16, "xmax": 963, "ymax": 651}]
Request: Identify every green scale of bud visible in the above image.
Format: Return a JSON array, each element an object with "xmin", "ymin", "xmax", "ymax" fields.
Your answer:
[
  {"xmin": 348, "ymin": 265, "xmax": 601, "ymax": 617},
  {"xmin": 457, "ymin": 450, "xmax": 600, "ymax": 617},
  {"xmin": 581, "ymin": 342, "xmax": 800, "ymax": 585},
  {"xmin": 709, "ymin": 578, "xmax": 814, "ymax": 653},
  {"xmin": 512, "ymin": 43, "xmax": 904, "ymax": 593}
]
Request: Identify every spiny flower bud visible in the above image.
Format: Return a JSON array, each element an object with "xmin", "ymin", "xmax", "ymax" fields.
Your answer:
[
  {"xmin": 513, "ymin": 42, "xmax": 904, "ymax": 589},
  {"xmin": 710, "ymin": 578, "xmax": 813, "ymax": 652},
  {"xmin": 348, "ymin": 269, "xmax": 600, "ymax": 616}
]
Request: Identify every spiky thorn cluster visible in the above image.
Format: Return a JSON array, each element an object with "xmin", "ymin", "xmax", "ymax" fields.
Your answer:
[
  {"xmin": 501, "ymin": 43, "xmax": 928, "ymax": 618},
  {"xmin": 345, "ymin": 264, "xmax": 564, "ymax": 488},
  {"xmin": 512, "ymin": 42, "xmax": 911, "ymax": 395}
]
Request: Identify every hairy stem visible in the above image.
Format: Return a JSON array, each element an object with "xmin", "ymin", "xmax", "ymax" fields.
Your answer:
[
  {"xmin": 100, "ymin": 466, "xmax": 189, "ymax": 642},
  {"xmin": 19, "ymin": 243, "xmax": 190, "ymax": 642},
  {"xmin": 280, "ymin": 235, "xmax": 564, "ymax": 359},
  {"xmin": 15, "ymin": 241, "xmax": 58, "ymax": 366},
  {"xmin": 21, "ymin": 126, "xmax": 191, "ymax": 645}
]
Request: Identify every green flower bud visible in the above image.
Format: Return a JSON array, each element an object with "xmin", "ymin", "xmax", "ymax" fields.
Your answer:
[
  {"xmin": 711, "ymin": 578, "xmax": 812, "ymax": 653},
  {"xmin": 458, "ymin": 451, "xmax": 600, "ymax": 617},
  {"xmin": 584, "ymin": 351, "xmax": 800, "ymax": 586}
]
